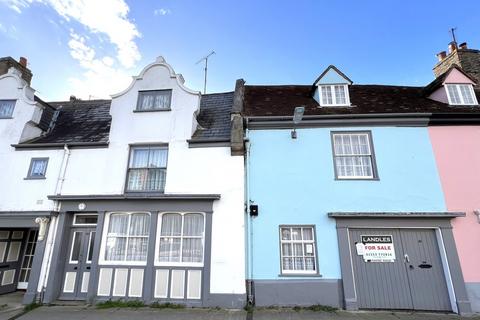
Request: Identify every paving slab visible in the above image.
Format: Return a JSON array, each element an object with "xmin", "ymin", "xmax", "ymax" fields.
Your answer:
[
  {"xmin": 18, "ymin": 305, "xmax": 246, "ymax": 320},
  {"xmin": 16, "ymin": 305, "xmax": 480, "ymax": 320}
]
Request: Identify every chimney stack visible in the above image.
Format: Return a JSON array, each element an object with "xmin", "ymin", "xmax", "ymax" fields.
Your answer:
[
  {"xmin": 19, "ymin": 57, "xmax": 27, "ymax": 68},
  {"xmin": 448, "ymin": 41, "xmax": 458, "ymax": 54},
  {"xmin": 0, "ymin": 56, "xmax": 33, "ymax": 85},
  {"xmin": 436, "ymin": 51, "xmax": 447, "ymax": 62},
  {"xmin": 433, "ymin": 40, "xmax": 480, "ymax": 84}
]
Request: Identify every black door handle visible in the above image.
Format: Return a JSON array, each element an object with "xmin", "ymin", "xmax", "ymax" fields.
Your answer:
[
  {"xmin": 418, "ymin": 263, "xmax": 432, "ymax": 269},
  {"xmin": 86, "ymin": 266, "xmax": 91, "ymax": 270},
  {"xmin": 73, "ymin": 267, "xmax": 77, "ymax": 270}
]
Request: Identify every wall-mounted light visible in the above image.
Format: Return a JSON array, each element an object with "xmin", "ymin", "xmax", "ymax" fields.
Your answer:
[
  {"xmin": 291, "ymin": 106, "xmax": 305, "ymax": 139},
  {"xmin": 474, "ymin": 210, "xmax": 480, "ymax": 223}
]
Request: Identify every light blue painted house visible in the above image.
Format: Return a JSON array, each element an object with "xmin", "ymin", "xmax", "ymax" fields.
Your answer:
[{"xmin": 236, "ymin": 66, "xmax": 473, "ymax": 314}]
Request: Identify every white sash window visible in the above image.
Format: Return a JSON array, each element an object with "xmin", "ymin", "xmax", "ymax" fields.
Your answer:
[
  {"xmin": 280, "ymin": 226, "xmax": 317, "ymax": 274},
  {"xmin": 127, "ymin": 146, "xmax": 168, "ymax": 192},
  {"xmin": 332, "ymin": 132, "xmax": 377, "ymax": 179},
  {"xmin": 136, "ymin": 90, "xmax": 172, "ymax": 111}
]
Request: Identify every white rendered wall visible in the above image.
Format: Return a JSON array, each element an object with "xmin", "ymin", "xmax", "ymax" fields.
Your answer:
[
  {"xmin": 59, "ymin": 58, "xmax": 246, "ymax": 295},
  {"xmin": 0, "ymin": 70, "xmax": 60, "ymax": 212}
]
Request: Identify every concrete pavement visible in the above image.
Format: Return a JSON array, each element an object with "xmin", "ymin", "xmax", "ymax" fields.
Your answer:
[{"xmin": 14, "ymin": 305, "xmax": 480, "ymax": 320}]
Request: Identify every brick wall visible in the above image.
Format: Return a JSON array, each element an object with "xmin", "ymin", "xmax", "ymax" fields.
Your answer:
[{"xmin": 433, "ymin": 49, "xmax": 480, "ymax": 84}]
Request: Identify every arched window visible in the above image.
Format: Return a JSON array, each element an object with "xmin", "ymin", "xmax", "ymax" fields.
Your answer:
[{"xmin": 158, "ymin": 213, "xmax": 205, "ymax": 264}]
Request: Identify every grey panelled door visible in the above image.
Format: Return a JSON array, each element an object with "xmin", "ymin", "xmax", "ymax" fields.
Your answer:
[
  {"xmin": 350, "ymin": 228, "xmax": 451, "ymax": 311},
  {"xmin": 60, "ymin": 228, "xmax": 96, "ymax": 300},
  {"xmin": 0, "ymin": 230, "xmax": 26, "ymax": 295},
  {"xmin": 350, "ymin": 229, "xmax": 413, "ymax": 309},
  {"xmin": 400, "ymin": 229, "xmax": 451, "ymax": 311}
]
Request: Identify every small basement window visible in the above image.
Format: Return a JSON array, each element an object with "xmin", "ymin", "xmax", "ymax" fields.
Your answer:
[
  {"xmin": 136, "ymin": 90, "xmax": 172, "ymax": 111},
  {"xmin": 446, "ymin": 84, "xmax": 478, "ymax": 105},
  {"xmin": 0, "ymin": 100, "xmax": 16, "ymax": 118},
  {"xmin": 319, "ymin": 85, "xmax": 350, "ymax": 106},
  {"xmin": 26, "ymin": 158, "xmax": 48, "ymax": 179}
]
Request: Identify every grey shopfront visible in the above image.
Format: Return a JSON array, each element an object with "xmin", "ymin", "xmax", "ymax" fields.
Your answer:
[{"xmin": 42, "ymin": 194, "xmax": 245, "ymax": 308}]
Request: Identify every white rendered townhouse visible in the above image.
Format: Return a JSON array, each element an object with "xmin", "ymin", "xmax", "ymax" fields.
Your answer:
[
  {"xmin": 23, "ymin": 57, "xmax": 245, "ymax": 307},
  {"xmin": 0, "ymin": 57, "xmax": 69, "ymax": 303}
]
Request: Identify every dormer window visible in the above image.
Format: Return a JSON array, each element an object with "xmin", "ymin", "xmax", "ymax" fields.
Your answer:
[
  {"xmin": 0, "ymin": 100, "xmax": 15, "ymax": 118},
  {"xmin": 319, "ymin": 85, "xmax": 350, "ymax": 106},
  {"xmin": 313, "ymin": 65, "xmax": 352, "ymax": 107},
  {"xmin": 445, "ymin": 84, "xmax": 478, "ymax": 105},
  {"xmin": 136, "ymin": 90, "xmax": 172, "ymax": 111}
]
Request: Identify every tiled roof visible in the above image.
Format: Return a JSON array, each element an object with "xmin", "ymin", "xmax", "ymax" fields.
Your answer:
[
  {"xmin": 243, "ymin": 84, "xmax": 480, "ymax": 117},
  {"xmin": 192, "ymin": 92, "xmax": 233, "ymax": 141},
  {"xmin": 22, "ymin": 99, "xmax": 111, "ymax": 145}
]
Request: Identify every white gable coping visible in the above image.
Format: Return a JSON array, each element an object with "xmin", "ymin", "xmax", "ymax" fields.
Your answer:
[{"xmin": 111, "ymin": 56, "xmax": 200, "ymax": 98}]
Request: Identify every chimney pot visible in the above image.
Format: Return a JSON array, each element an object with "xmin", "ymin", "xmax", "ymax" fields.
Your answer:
[
  {"xmin": 459, "ymin": 42, "xmax": 468, "ymax": 50},
  {"xmin": 448, "ymin": 41, "xmax": 458, "ymax": 54},
  {"xmin": 437, "ymin": 51, "xmax": 447, "ymax": 62},
  {"xmin": 69, "ymin": 95, "xmax": 77, "ymax": 101},
  {"xmin": 19, "ymin": 57, "xmax": 27, "ymax": 67}
]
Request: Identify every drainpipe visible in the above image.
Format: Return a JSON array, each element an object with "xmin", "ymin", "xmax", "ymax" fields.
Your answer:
[
  {"xmin": 244, "ymin": 119, "xmax": 255, "ymax": 305},
  {"xmin": 39, "ymin": 144, "xmax": 71, "ymax": 301}
]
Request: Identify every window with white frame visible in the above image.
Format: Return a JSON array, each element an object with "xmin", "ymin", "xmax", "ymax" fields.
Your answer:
[
  {"xmin": 126, "ymin": 146, "xmax": 168, "ymax": 192},
  {"xmin": 104, "ymin": 212, "xmax": 150, "ymax": 263},
  {"xmin": 136, "ymin": 90, "xmax": 172, "ymax": 111},
  {"xmin": 157, "ymin": 213, "xmax": 205, "ymax": 265},
  {"xmin": 319, "ymin": 85, "xmax": 349, "ymax": 106},
  {"xmin": 332, "ymin": 132, "xmax": 376, "ymax": 179},
  {"xmin": 26, "ymin": 158, "xmax": 48, "ymax": 179},
  {"xmin": 0, "ymin": 100, "xmax": 15, "ymax": 118},
  {"xmin": 446, "ymin": 84, "xmax": 478, "ymax": 105},
  {"xmin": 280, "ymin": 226, "xmax": 317, "ymax": 274}
]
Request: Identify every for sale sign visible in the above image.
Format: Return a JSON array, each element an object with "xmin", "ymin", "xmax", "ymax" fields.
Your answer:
[{"xmin": 358, "ymin": 235, "xmax": 396, "ymax": 262}]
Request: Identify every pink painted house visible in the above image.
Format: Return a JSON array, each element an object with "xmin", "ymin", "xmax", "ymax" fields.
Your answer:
[{"xmin": 429, "ymin": 43, "xmax": 480, "ymax": 312}]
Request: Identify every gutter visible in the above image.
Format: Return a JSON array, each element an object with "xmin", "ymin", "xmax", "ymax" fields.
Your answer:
[
  {"xmin": 12, "ymin": 141, "xmax": 109, "ymax": 150},
  {"xmin": 245, "ymin": 112, "xmax": 480, "ymax": 129}
]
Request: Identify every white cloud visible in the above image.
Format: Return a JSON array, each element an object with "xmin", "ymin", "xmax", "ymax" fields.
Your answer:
[
  {"xmin": 1, "ymin": 0, "xmax": 141, "ymax": 68},
  {"xmin": 1, "ymin": 0, "xmax": 141, "ymax": 98},
  {"xmin": 0, "ymin": 22, "xmax": 6, "ymax": 33},
  {"xmin": 0, "ymin": 0, "xmax": 28, "ymax": 13},
  {"xmin": 67, "ymin": 31, "xmax": 131, "ymax": 99},
  {"xmin": 154, "ymin": 8, "xmax": 171, "ymax": 16}
]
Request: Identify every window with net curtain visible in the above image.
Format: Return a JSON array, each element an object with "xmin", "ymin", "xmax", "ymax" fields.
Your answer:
[
  {"xmin": 0, "ymin": 100, "xmax": 16, "ymax": 118},
  {"xmin": 127, "ymin": 146, "xmax": 168, "ymax": 192},
  {"xmin": 332, "ymin": 132, "xmax": 376, "ymax": 179},
  {"xmin": 158, "ymin": 213, "xmax": 205, "ymax": 265},
  {"xmin": 104, "ymin": 212, "xmax": 150, "ymax": 262},
  {"xmin": 27, "ymin": 158, "xmax": 48, "ymax": 178},
  {"xmin": 280, "ymin": 226, "xmax": 317, "ymax": 274},
  {"xmin": 136, "ymin": 90, "xmax": 172, "ymax": 111}
]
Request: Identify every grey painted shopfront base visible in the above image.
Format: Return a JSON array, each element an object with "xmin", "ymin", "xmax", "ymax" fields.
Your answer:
[
  {"xmin": 253, "ymin": 279, "xmax": 343, "ymax": 308},
  {"xmin": 466, "ymin": 283, "xmax": 480, "ymax": 313}
]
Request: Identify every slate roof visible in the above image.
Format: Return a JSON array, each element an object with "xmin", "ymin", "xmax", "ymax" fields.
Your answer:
[
  {"xmin": 243, "ymin": 84, "xmax": 480, "ymax": 117},
  {"xmin": 191, "ymin": 92, "xmax": 233, "ymax": 141},
  {"xmin": 21, "ymin": 99, "xmax": 111, "ymax": 145}
]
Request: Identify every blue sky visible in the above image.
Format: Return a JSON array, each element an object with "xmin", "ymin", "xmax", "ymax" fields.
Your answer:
[{"xmin": 1, "ymin": 0, "xmax": 479, "ymax": 100}]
